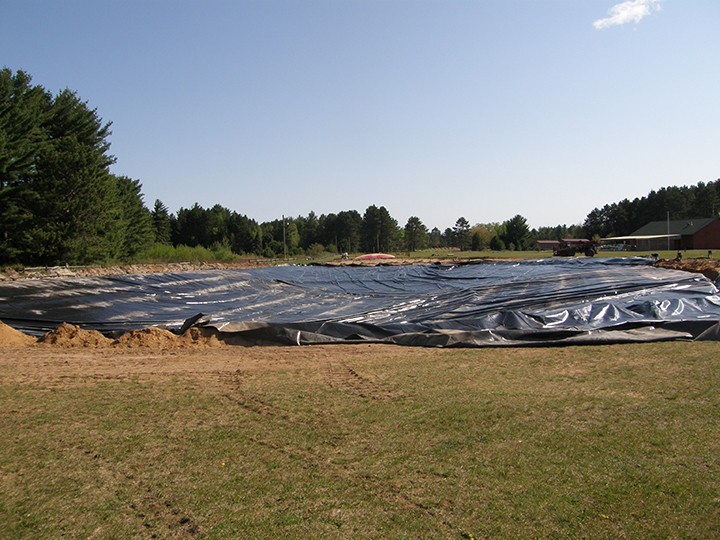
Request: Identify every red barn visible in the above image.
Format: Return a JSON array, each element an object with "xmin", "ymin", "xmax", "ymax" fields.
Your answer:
[{"xmin": 608, "ymin": 218, "xmax": 720, "ymax": 251}]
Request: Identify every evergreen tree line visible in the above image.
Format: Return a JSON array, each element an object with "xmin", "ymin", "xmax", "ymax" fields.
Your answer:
[
  {"xmin": 583, "ymin": 180, "xmax": 720, "ymax": 238},
  {"xmin": 2, "ymin": 69, "xmax": 717, "ymax": 266},
  {"xmin": 1, "ymin": 68, "xmax": 154, "ymax": 265},
  {"xmin": 154, "ymin": 205, "xmax": 573, "ymax": 258}
]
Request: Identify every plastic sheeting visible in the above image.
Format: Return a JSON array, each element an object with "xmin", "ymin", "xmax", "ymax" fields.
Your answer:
[{"xmin": 1, "ymin": 258, "xmax": 719, "ymax": 347}]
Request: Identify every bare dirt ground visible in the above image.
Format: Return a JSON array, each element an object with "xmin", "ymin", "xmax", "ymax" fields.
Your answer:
[
  {"xmin": 0, "ymin": 321, "xmax": 440, "ymax": 392},
  {"xmin": 654, "ymin": 257, "xmax": 720, "ymax": 281},
  {"xmin": 0, "ymin": 338, "xmax": 414, "ymax": 389},
  {"xmin": 0, "ymin": 261, "xmax": 265, "ymax": 281},
  {"xmin": 0, "ymin": 323, "xmax": 421, "ymax": 411}
]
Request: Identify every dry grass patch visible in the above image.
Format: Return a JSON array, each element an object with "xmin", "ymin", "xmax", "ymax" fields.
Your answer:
[{"xmin": 1, "ymin": 342, "xmax": 719, "ymax": 538}]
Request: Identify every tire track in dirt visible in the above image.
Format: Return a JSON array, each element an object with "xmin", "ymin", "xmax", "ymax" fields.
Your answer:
[
  {"xmin": 242, "ymin": 431, "xmax": 466, "ymax": 537},
  {"xmin": 325, "ymin": 362, "xmax": 407, "ymax": 400},
  {"xmin": 221, "ymin": 369, "xmax": 292, "ymax": 419},
  {"xmin": 219, "ymin": 369, "xmax": 351, "ymax": 448},
  {"xmin": 57, "ymin": 440, "xmax": 201, "ymax": 538},
  {"xmin": 218, "ymin": 368, "xmax": 464, "ymax": 537}
]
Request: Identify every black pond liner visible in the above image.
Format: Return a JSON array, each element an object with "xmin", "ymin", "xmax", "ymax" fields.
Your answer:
[{"xmin": 1, "ymin": 258, "xmax": 719, "ymax": 347}]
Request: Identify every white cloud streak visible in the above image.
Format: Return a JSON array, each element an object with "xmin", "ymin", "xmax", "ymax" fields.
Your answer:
[{"xmin": 593, "ymin": 0, "xmax": 662, "ymax": 29}]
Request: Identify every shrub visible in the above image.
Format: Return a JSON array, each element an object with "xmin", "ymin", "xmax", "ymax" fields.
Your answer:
[
  {"xmin": 307, "ymin": 243, "xmax": 326, "ymax": 258},
  {"xmin": 133, "ymin": 243, "xmax": 239, "ymax": 263}
]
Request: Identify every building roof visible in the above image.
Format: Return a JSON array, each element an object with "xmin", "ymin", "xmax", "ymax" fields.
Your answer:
[
  {"xmin": 536, "ymin": 238, "xmax": 590, "ymax": 244},
  {"xmin": 603, "ymin": 234, "xmax": 680, "ymax": 242},
  {"xmin": 631, "ymin": 217, "xmax": 718, "ymax": 237}
]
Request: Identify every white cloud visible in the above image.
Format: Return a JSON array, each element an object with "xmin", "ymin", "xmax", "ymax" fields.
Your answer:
[{"xmin": 593, "ymin": 0, "xmax": 662, "ymax": 29}]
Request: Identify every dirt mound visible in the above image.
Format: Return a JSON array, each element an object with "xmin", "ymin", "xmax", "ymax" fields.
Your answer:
[
  {"xmin": 25, "ymin": 323, "xmax": 225, "ymax": 350},
  {"xmin": 1, "ymin": 261, "xmax": 266, "ymax": 281},
  {"xmin": 11, "ymin": 322, "xmax": 228, "ymax": 350},
  {"xmin": 180, "ymin": 326, "xmax": 225, "ymax": 348},
  {"xmin": 656, "ymin": 258, "xmax": 720, "ymax": 281},
  {"xmin": 0, "ymin": 321, "xmax": 37, "ymax": 347},
  {"xmin": 40, "ymin": 323, "xmax": 113, "ymax": 348},
  {"xmin": 112, "ymin": 326, "xmax": 225, "ymax": 349},
  {"xmin": 113, "ymin": 327, "xmax": 182, "ymax": 348}
]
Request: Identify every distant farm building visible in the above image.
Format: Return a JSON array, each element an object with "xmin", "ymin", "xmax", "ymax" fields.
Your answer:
[
  {"xmin": 606, "ymin": 217, "xmax": 720, "ymax": 251},
  {"xmin": 536, "ymin": 239, "xmax": 591, "ymax": 252},
  {"xmin": 536, "ymin": 240, "xmax": 562, "ymax": 251}
]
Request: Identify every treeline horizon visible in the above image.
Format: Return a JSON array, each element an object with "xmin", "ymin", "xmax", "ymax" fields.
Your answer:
[
  {"xmin": 2, "ymin": 68, "xmax": 719, "ymax": 266},
  {"xmin": 150, "ymin": 202, "xmax": 583, "ymax": 260}
]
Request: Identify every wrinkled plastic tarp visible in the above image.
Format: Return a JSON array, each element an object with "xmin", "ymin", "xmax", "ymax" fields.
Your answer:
[{"xmin": 1, "ymin": 258, "xmax": 719, "ymax": 346}]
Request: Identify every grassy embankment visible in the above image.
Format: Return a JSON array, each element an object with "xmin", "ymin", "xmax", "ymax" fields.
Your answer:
[
  {"xmin": 140, "ymin": 247, "xmax": 717, "ymax": 265},
  {"xmin": 408, "ymin": 249, "xmax": 716, "ymax": 261},
  {"xmin": 1, "ymin": 342, "xmax": 719, "ymax": 538}
]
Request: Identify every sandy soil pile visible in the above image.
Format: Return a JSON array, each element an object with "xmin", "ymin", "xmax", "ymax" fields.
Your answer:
[
  {"xmin": 0, "ymin": 321, "xmax": 37, "ymax": 347},
  {"xmin": 113, "ymin": 327, "xmax": 187, "ymax": 348},
  {"xmin": 0, "ymin": 322, "xmax": 226, "ymax": 350},
  {"xmin": 39, "ymin": 322, "xmax": 113, "ymax": 348},
  {"xmin": 655, "ymin": 258, "xmax": 720, "ymax": 281},
  {"xmin": 113, "ymin": 326, "xmax": 224, "ymax": 349},
  {"xmin": 0, "ymin": 261, "xmax": 264, "ymax": 281},
  {"xmin": 325, "ymin": 257, "xmax": 459, "ymax": 267},
  {"xmin": 181, "ymin": 326, "xmax": 225, "ymax": 348}
]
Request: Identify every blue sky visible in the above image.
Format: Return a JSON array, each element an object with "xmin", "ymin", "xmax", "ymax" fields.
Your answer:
[{"xmin": 2, "ymin": 0, "xmax": 718, "ymax": 230}]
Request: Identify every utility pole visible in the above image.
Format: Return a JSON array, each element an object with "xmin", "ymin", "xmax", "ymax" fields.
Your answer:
[
  {"xmin": 282, "ymin": 215, "xmax": 287, "ymax": 261},
  {"xmin": 666, "ymin": 211, "xmax": 670, "ymax": 251}
]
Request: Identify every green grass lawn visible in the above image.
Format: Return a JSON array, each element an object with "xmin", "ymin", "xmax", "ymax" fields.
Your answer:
[{"xmin": 1, "ymin": 342, "xmax": 719, "ymax": 538}]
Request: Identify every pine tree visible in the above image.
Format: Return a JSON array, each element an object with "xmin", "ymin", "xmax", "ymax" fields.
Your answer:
[
  {"xmin": 0, "ymin": 69, "xmax": 156, "ymax": 265},
  {"xmin": 453, "ymin": 217, "xmax": 471, "ymax": 250},
  {"xmin": 114, "ymin": 176, "xmax": 154, "ymax": 258},
  {"xmin": 361, "ymin": 205, "xmax": 399, "ymax": 252},
  {"xmin": 0, "ymin": 69, "xmax": 50, "ymax": 262},
  {"xmin": 25, "ymin": 89, "xmax": 117, "ymax": 264},
  {"xmin": 502, "ymin": 215, "xmax": 530, "ymax": 251},
  {"xmin": 404, "ymin": 216, "xmax": 428, "ymax": 252},
  {"xmin": 151, "ymin": 199, "xmax": 173, "ymax": 244}
]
